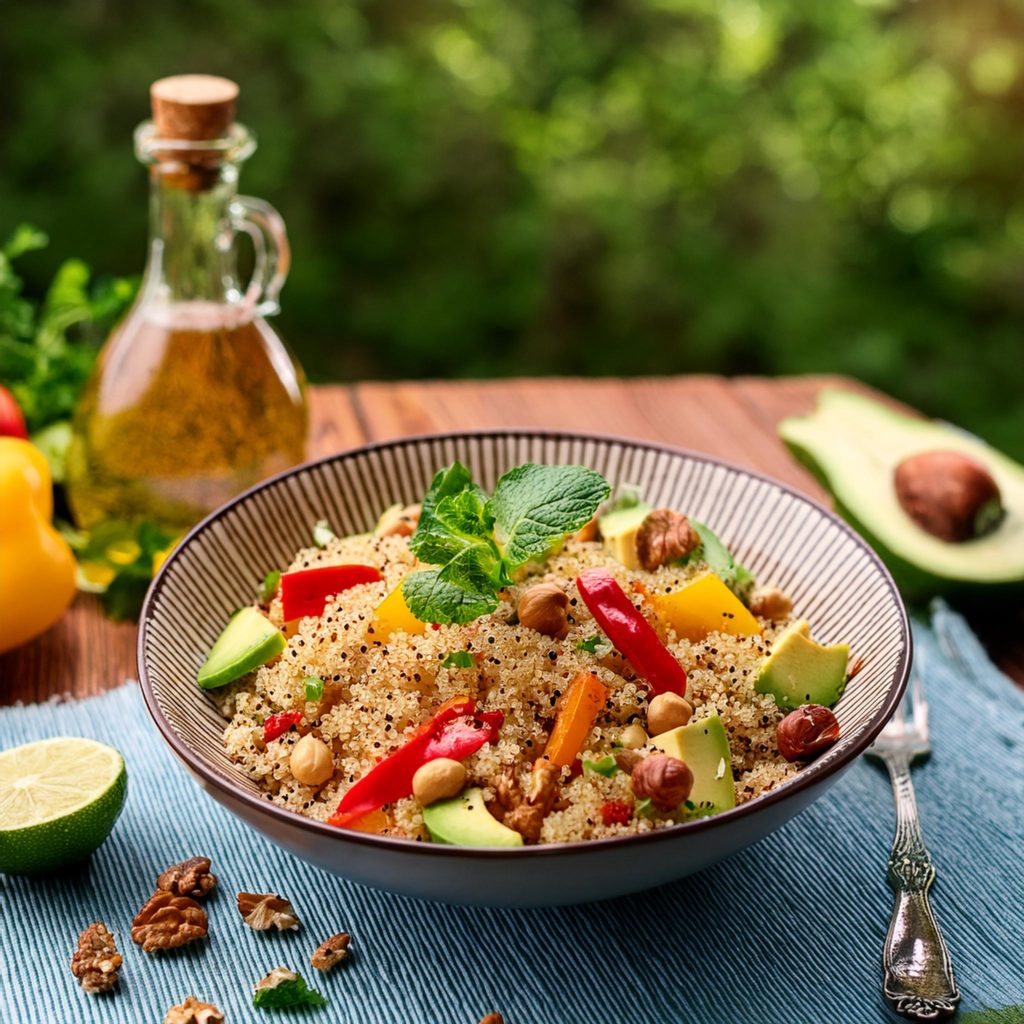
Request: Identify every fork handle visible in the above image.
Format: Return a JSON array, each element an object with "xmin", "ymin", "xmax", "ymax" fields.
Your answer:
[{"xmin": 882, "ymin": 752, "xmax": 960, "ymax": 1020}]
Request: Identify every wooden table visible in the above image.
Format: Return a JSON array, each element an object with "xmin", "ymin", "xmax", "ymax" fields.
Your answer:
[{"xmin": 2, "ymin": 374, "xmax": 1021, "ymax": 705}]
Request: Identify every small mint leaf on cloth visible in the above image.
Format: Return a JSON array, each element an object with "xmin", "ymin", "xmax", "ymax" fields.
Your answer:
[
  {"xmin": 489, "ymin": 464, "xmax": 610, "ymax": 568},
  {"xmin": 252, "ymin": 967, "xmax": 326, "ymax": 1010}
]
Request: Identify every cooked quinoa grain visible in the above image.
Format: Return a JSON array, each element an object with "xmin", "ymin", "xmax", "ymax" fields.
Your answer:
[{"xmin": 221, "ymin": 529, "xmax": 803, "ymax": 844}]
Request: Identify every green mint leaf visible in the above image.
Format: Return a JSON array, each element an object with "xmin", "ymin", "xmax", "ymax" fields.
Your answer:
[
  {"xmin": 304, "ymin": 675, "xmax": 324, "ymax": 701},
  {"xmin": 260, "ymin": 570, "xmax": 281, "ymax": 603},
  {"xmin": 583, "ymin": 755, "xmax": 620, "ymax": 777},
  {"xmin": 681, "ymin": 519, "xmax": 754, "ymax": 594},
  {"xmin": 417, "ymin": 460, "xmax": 486, "ymax": 524},
  {"xmin": 441, "ymin": 650, "xmax": 474, "ymax": 669},
  {"xmin": 411, "ymin": 487, "xmax": 495, "ymax": 567},
  {"xmin": 252, "ymin": 970, "xmax": 327, "ymax": 1010},
  {"xmin": 312, "ymin": 519, "xmax": 337, "ymax": 548},
  {"xmin": 576, "ymin": 634, "xmax": 611, "ymax": 656},
  {"xmin": 489, "ymin": 464, "xmax": 610, "ymax": 568},
  {"xmin": 402, "ymin": 545, "xmax": 501, "ymax": 625}
]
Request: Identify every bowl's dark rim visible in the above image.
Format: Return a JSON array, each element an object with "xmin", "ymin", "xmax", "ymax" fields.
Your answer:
[{"xmin": 138, "ymin": 427, "xmax": 912, "ymax": 860}]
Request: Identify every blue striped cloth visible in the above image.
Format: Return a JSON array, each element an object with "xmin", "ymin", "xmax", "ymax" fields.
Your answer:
[{"xmin": 2, "ymin": 601, "xmax": 1022, "ymax": 1024}]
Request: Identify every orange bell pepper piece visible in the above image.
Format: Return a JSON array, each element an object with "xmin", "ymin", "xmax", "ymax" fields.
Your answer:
[{"xmin": 543, "ymin": 671, "xmax": 609, "ymax": 767}]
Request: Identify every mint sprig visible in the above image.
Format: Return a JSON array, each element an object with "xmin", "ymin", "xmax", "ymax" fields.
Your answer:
[
  {"xmin": 252, "ymin": 969, "xmax": 326, "ymax": 1010},
  {"xmin": 402, "ymin": 461, "xmax": 610, "ymax": 625}
]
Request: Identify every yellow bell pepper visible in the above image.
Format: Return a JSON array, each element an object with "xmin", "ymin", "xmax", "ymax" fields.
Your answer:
[
  {"xmin": 652, "ymin": 572, "xmax": 762, "ymax": 643},
  {"xmin": 370, "ymin": 584, "xmax": 426, "ymax": 640},
  {"xmin": 0, "ymin": 438, "xmax": 77, "ymax": 653}
]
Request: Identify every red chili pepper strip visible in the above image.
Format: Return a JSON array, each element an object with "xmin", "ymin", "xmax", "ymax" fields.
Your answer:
[
  {"xmin": 328, "ymin": 698, "xmax": 504, "ymax": 827},
  {"xmin": 280, "ymin": 564, "xmax": 384, "ymax": 620},
  {"xmin": 575, "ymin": 568, "xmax": 687, "ymax": 697},
  {"xmin": 264, "ymin": 710, "xmax": 303, "ymax": 743},
  {"xmin": 600, "ymin": 800, "xmax": 633, "ymax": 826}
]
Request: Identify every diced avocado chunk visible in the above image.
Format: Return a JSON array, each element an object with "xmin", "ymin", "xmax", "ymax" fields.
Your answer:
[
  {"xmin": 779, "ymin": 389, "xmax": 1024, "ymax": 595},
  {"xmin": 598, "ymin": 501, "xmax": 651, "ymax": 569},
  {"xmin": 422, "ymin": 787, "xmax": 524, "ymax": 847},
  {"xmin": 197, "ymin": 607, "xmax": 286, "ymax": 690},
  {"xmin": 755, "ymin": 619, "xmax": 848, "ymax": 710},
  {"xmin": 649, "ymin": 714, "xmax": 736, "ymax": 814}
]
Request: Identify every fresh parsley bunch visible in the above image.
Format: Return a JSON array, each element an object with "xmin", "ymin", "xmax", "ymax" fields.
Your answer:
[{"xmin": 402, "ymin": 460, "xmax": 611, "ymax": 625}]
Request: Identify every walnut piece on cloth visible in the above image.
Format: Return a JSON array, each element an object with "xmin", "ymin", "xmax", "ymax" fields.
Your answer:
[
  {"xmin": 131, "ymin": 890, "xmax": 209, "ymax": 952},
  {"xmin": 164, "ymin": 996, "xmax": 224, "ymax": 1024},
  {"xmin": 157, "ymin": 856, "xmax": 217, "ymax": 900},
  {"xmin": 70, "ymin": 922, "xmax": 122, "ymax": 994},
  {"xmin": 237, "ymin": 891, "xmax": 301, "ymax": 931},
  {"xmin": 310, "ymin": 932, "xmax": 351, "ymax": 971}
]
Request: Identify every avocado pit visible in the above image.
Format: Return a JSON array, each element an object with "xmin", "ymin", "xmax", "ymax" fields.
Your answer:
[{"xmin": 893, "ymin": 450, "xmax": 1003, "ymax": 543}]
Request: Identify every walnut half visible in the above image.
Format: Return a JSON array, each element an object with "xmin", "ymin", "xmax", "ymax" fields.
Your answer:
[
  {"xmin": 164, "ymin": 996, "xmax": 225, "ymax": 1024},
  {"xmin": 311, "ymin": 932, "xmax": 351, "ymax": 971},
  {"xmin": 237, "ymin": 891, "xmax": 301, "ymax": 931},
  {"xmin": 71, "ymin": 922, "xmax": 122, "ymax": 994},
  {"xmin": 493, "ymin": 759, "xmax": 562, "ymax": 843},
  {"xmin": 157, "ymin": 856, "xmax": 217, "ymax": 900},
  {"xmin": 132, "ymin": 891, "xmax": 209, "ymax": 952},
  {"xmin": 636, "ymin": 508, "xmax": 700, "ymax": 571}
]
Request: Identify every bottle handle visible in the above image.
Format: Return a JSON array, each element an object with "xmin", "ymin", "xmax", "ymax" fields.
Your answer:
[{"xmin": 230, "ymin": 195, "xmax": 290, "ymax": 316}]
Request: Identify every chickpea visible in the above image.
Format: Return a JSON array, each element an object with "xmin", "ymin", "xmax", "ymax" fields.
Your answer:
[
  {"xmin": 620, "ymin": 723, "xmax": 648, "ymax": 750},
  {"xmin": 289, "ymin": 734, "xmax": 334, "ymax": 786},
  {"xmin": 412, "ymin": 757, "xmax": 467, "ymax": 806},
  {"xmin": 646, "ymin": 693, "xmax": 693, "ymax": 736}
]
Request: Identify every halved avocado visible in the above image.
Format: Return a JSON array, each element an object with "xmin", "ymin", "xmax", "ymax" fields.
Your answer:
[
  {"xmin": 780, "ymin": 390, "xmax": 1024, "ymax": 596},
  {"xmin": 197, "ymin": 607, "xmax": 286, "ymax": 689},
  {"xmin": 649, "ymin": 713, "xmax": 736, "ymax": 814},
  {"xmin": 422, "ymin": 787, "xmax": 524, "ymax": 847}
]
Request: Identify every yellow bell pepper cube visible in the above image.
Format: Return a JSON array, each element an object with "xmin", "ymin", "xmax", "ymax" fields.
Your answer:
[
  {"xmin": 652, "ymin": 572, "xmax": 762, "ymax": 643},
  {"xmin": 0, "ymin": 438, "xmax": 77, "ymax": 653},
  {"xmin": 370, "ymin": 583, "xmax": 426, "ymax": 640}
]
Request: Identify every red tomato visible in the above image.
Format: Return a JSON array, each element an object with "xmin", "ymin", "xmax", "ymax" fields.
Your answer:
[{"xmin": 0, "ymin": 385, "xmax": 28, "ymax": 439}]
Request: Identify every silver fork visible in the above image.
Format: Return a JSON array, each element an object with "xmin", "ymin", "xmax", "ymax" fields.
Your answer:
[{"xmin": 866, "ymin": 669, "xmax": 960, "ymax": 1020}]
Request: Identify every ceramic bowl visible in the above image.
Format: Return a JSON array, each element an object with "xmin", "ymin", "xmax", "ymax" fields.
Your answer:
[{"xmin": 138, "ymin": 431, "xmax": 910, "ymax": 906}]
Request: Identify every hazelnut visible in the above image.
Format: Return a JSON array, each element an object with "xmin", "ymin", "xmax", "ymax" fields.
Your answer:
[
  {"xmin": 412, "ymin": 757, "xmax": 467, "ymax": 806},
  {"xmin": 619, "ymin": 723, "xmax": 648, "ymax": 749},
  {"xmin": 517, "ymin": 582, "xmax": 570, "ymax": 639},
  {"xmin": 646, "ymin": 693, "xmax": 693, "ymax": 736},
  {"xmin": 894, "ymin": 450, "xmax": 1003, "ymax": 543},
  {"xmin": 776, "ymin": 704, "xmax": 840, "ymax": 762},
  {"xmin": 636, "ymin": 508, "xmax": 700, "ymax": 571},
  {"xmin": 630, "ymin": 754, "xmax": 694, "ymax": 811},
  {"xmin": 290, "ymin": 734, "xmax": 334, "ymax": 786},
  {"xmin": 748, "ymin": 586, "xmax": 792, "ymax": 621}
]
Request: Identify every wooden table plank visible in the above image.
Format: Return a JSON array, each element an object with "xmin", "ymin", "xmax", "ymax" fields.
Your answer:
[{"xmin": 2, "ymin": 374, "xmax": 1020, "ymax": 705}]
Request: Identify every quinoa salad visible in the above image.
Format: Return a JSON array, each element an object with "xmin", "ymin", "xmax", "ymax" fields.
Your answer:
[{"xmin": 197, "ymin": 461, "xmax": 853, "ymax": 847}]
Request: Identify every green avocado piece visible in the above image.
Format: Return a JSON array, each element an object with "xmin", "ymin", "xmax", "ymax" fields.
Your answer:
[
  {"xmin": 422, "ymin": 787, "xmax": 524, "ymax": 847},
  {"xmin": 649, "ymin": 713, "xmax": 736, "ymax": 814},
  {"xmin": 197, "ymin": 607, "xmax": 286, "ymax": 689},
  {"xmin": 755, "ymin": 620, "xmax": 848, "ymax": 710},
  {"xmin": 779, "ymin": 389, "xmax": 1024, "ymax": 597},
  {"xmin": 598, "ymin": 500, "xmax": 651, "ymax": 568}
]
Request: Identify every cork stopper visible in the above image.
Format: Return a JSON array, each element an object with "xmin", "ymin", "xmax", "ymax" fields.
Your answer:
[{"xmin": 150, "ymin": 75, "xmax": 238, "ymax": 141}]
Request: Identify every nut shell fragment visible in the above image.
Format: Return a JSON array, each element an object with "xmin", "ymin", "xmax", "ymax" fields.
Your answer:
[
  {"xmin": 311, "ymin": 932, "xmax": 352, "ymax": 971},
  {"xmin": 132, "ymin": 891, "xmax": 208, "ymax": 952},
  {"xmin": 71, "ymin": 921, "xmax": 122, "ymax": 994},
  {"xmin": 237, "ymin": 891, "xmax": 301, "ymax": 931},
  {"xmin": 636, "ymin": 508, "xmax": 700, "ymax": 571},
  {"xmin": 157, "ymin": 856, "xmax": 217, "ymax": 900},
  {"xmin": 164, "ymin": 996, "xmax": 225, "ymax": 1024}
]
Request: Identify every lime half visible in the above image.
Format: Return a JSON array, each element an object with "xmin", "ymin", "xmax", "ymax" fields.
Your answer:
[{"xmin": 0, "ymin": 737, "xmax": 127, "ymax": 875}]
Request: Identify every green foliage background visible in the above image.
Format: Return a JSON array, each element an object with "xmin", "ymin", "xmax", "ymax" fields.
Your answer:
[{"xmin": 2, "ymin": 0, "xmax": 1023, "ymax": 458}]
